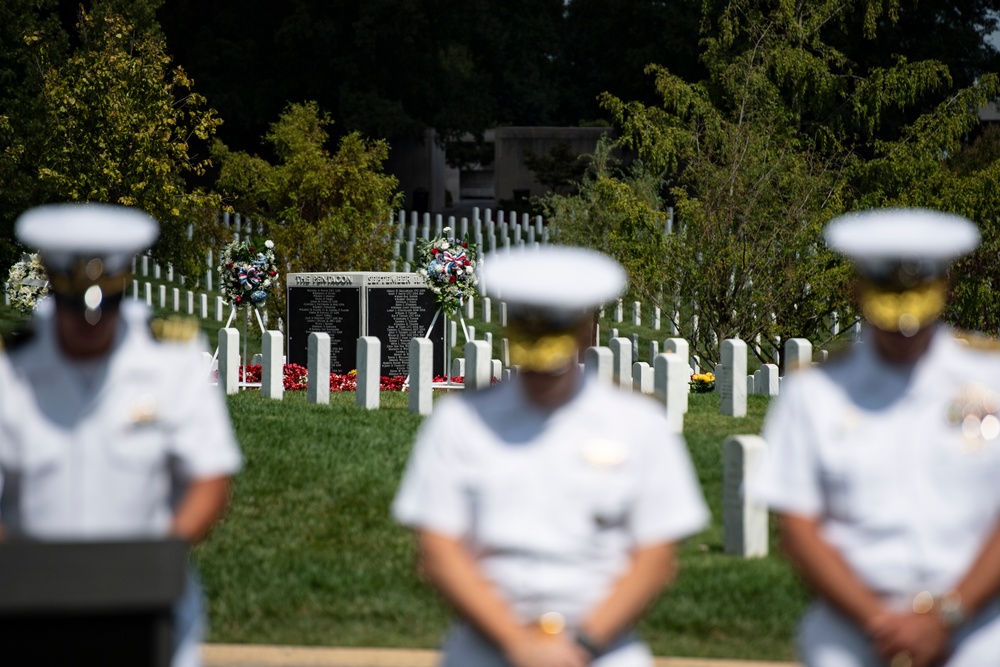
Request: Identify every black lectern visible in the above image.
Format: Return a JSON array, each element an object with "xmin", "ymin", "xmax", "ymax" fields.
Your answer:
[{"xmin": 0, "ymin": 539, "xmax": 188, "ymax": 667}]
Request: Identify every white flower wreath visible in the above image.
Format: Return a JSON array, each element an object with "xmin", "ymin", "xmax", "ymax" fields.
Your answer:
[{"xmin": 6, "ymin": 253, "xmax": 49, "ymax": 314}]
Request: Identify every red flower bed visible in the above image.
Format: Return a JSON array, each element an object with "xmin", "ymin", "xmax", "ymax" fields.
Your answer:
[{"xmin": 217, "ymin": 365, "xmax": 469, "ymax": 391}]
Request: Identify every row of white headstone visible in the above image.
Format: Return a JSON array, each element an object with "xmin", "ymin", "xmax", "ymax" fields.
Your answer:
[{"xmin": 205, "ymin": 325, "xmax": 773, "ymax": 560}]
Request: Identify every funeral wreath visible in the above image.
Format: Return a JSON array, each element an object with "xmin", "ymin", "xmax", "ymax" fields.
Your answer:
[
  {"xmin": 416, "ymin": 227, "xmax": 478, "ymax": 314},
  {"xmin": 6, "ymin": 253, "xmax": 49, "ymax": 314},
  {"xmin": 219, "ymin": 237, "xmax": 279, "ymax": 308}
]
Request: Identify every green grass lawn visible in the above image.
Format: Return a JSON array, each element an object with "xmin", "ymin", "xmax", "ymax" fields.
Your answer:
[{"xmin": 198, "ymin": 390, "xmax": 808, "ymax": 659}]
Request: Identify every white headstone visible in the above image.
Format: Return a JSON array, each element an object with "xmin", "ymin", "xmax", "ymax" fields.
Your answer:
[
  {"xmin": 158, "ymin": 285, "xmax": 166, "ymax": 308},
  {"xmin": 251, "ymin": 353, "xmax": 263, "ymax": 366},
  {"xmin": 654, "ymin": 353, "xmax": 688, "ymax": 433},
  {"xmin": 818, "ymin": 349, "xmax": 829, "ymax": 363},
  {"xmin": 215, "ymin": 296, "xmax": 224, "ymax": 322},
  {"xmin": 648, "ymin": 340, "xmax": 659, "ymax": 365},
  {"xmin": 632, "ymin": 301, "xmax": 641, "ymax": 326},
  {"xmin": 484, "ymin": 332, "xmax": 493, "ymax": 356},
  {"xmin": 714, "ymin": 363, "xmax": 722, "ymax": 393},
  {"xmin": 465, "ymin": 341, "xmax": 492, "ymax": 391},
  {"xmin": 307, "ymin": 332, "xmax": 331, "ymax": 404},
  {"xmin": 491, "ymin": 359, "xmax": 502, "ymax": 380},
  {"xmin": 746, "ymin": 375, "xmax": 755, "ymax": 395},
  {"xmin": 450, "ymin": 357, "xmax": 466, "ymax": 378},
  {"xmin": 262, "ymin": 331, "xmax": 284, "ymax": 400},
  {"xmin": 449, "ymin": 320, "xmax": 458, "ymax": 345},
  {"xmin": 219, "ymin": 328, "xmax": 240, "ymax": 395},
  {"xmin": 482, "ymin": 297, "xmax": 492, "ymax": 323},
  {"xmin": 632, "ymin": 362, "xmax": 653, "ymax": 394},
  {"xmin": 467, "ymin": 325, "xmax": 476, "ymax": 341},
  {"xmin": 200, "ymin": 294, "xmax": 208, "ymax": 319},
  {"xmin": 154, "ymin": 263, "xmax": 161, "ymax": 280},
  {"xmin": 760, "ymin": 363, "xmax": 779, "ymax": 396},
  {"xmin": 784, "ymin": 338, "xmax": 812, "ymax": 373},
  {"xmin": 753, "ymin": 368, "xmax": 763, "ymax": 395},
  {"xmin": 172, "ymin": 287, "xmax": 180, "ymax": 312},
  {"xmin": 144, "ymin": 282, "xmax": 152, "ymax": 307},
  {"xmin": 584, "ymin": 346, "xmax": 613, "ymax": 384},
  {"xmin": 500, "ymin": 338, "xmax": 510, "ymax": 367},
  {"xmin": 186, "ymin": 290, "xmax": 194, "ymax": 315},
  {"xmin": 132, "ymin": 280, "xmax": 139, "ymax": 300},
  {"xmin": 609, "ymin": 337, "xmax": 632, "ymax": 391},
  {"xmin": 167, "ymin": 264, "xmax": 174, "ymax": 282},
  {"xmin": 409, "ymin": 338, "xmax": 433, "ymax": 416},
  {"xmin": 464, "ymin": 297, "xmax": 474, "ymax": 320},
  {"xmin": 614, "ymin": 299, "xmax": 623, "ymax": 323},
  {"xmin": 663, "ymin": 338, "xmax": 691, "ymax": 411},
  {"xmin": 723, "ymin": 435, "xmax": 769, "ymax": 558},
  {"xmin": 653, "ymin": 306, "xmax": 661, "ymax": 331},
  {"xmin": 356, "ymin": 336, "xmax": 380, "ymax": 410},
  {"xmin": 720, "ymin": 339, "xmax": 748, "ymax": 417},
  {"xmin": 500, "ymin": 302, "xmax": 507, "ymax": 327},
  {"xmin": 141, "ymin": 255, "xmax": 149, "ymax": 276}
]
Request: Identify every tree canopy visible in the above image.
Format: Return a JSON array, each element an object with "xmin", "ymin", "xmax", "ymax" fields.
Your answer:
[
  {"xmin": 213, "ymin": 101, "xmax": 402, "ymax": 318},
  {"xmin": 546, "ymin": 0, "xmax": 1000, "ymax": 363},
  {"xmin": 0, "ymin": 1, "xmax": 223, "ymax": 278}
]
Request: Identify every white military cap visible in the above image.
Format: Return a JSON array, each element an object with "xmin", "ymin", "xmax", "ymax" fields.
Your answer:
[
  {"xmin": 824, "ymin": 208, "xmax": 980, "ymax": 281},
  {"xmin": 480, "ymin": 245, "xmax": 627, "ymax": 311},
  {"xmin": 15, "ymin": 202, "xmax": 159, "ymax": 275}
]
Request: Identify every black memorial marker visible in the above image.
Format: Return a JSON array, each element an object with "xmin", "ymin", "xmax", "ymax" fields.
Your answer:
[
  {"xmin": 286, "ymin": 285, "xmax": 361, "ymax": 373},
  {"xmin": 366, "ymin": 286, "xmax": 444, "ymax": 377}
]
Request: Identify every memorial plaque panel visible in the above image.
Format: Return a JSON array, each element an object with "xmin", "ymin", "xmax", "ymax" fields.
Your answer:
[
  {"xmin": 287, "ymin": 273, "xmax": 443, "ymax": 377},
  {"xmin": 286, "ymin": 275, "xmax": 361, "ymax": 373},
  {"xmin": 367, "ymin": 286, "xmax": 443, "ymax": 377}
]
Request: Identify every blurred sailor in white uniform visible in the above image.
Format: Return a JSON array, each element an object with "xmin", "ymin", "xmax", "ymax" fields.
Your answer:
[
  {"xmin": 0, "ymin": 203, "xmax": 243, "ymax": 667},
  {"xmin": 751, "ymin": 209, "xmax": 1000, "ymax": 667},
  {"xmin": 393, "ymin": 245, "xmax": 709, "ymax": 667}
]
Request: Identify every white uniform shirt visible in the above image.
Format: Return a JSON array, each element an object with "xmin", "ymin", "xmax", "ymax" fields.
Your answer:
[
  {"xmin": 393, "ymin": 374, "xmax": 709, "ymax": 626},
  {"xmin": 751, "ymin": 327, "xmax": 1000, "ymax": 597},
  {"xmin": 0, "ymin": 299, "xmax": 243, "ymax": 539}
]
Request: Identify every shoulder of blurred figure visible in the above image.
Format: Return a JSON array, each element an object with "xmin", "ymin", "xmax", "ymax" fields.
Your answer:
[
  {"xmin": 148, "ymin": 316, "xmax": 200, "ymax": 344},
  {"xmin": 953, "ymin": 330, "xmax": 1000, "ymax": 353},
  {"xmin": 815, "ymin": 338, "xmax": 855, "ymax": 366}
]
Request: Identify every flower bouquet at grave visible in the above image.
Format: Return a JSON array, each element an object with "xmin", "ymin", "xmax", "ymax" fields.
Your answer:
[
  {"xmin": 416, "ymin": 227, "xmax": 478, "ymax": 315},
  {"xmin": 690, "ymin": 372, "xmax": 715, "ymax": 393},
  {"xmin": 6, "ymin": 253, "xmax": 49, "ymax": 314},
  {"xmin": 218, "ymin": 237, "xmax": 279, "ymax": 309}
]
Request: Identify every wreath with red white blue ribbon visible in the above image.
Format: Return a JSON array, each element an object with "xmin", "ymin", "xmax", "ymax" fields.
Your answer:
[
  {"xmin": 416, "ymin": 227, "xmax": 478, "ymax": 314},
  {"xmin": 218, "ymin": 237, "xmax": 279, "ymax": 308}
]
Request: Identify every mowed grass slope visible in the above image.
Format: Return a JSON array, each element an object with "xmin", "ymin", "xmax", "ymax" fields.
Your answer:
[{"xmin": 199, "ymin": 390, "xmax": 809, "ymax": 660}]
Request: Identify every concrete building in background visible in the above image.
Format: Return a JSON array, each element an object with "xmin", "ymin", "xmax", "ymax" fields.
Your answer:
[{"xmin": 385, "ymin": 126, "xmax": 613, "ymax": 215}]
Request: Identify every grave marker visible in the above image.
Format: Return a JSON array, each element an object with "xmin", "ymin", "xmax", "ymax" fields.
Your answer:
[
  {"xmin": 356, "ymin": 336, "xmax": 380, "ymax": 409},
  {"xmin": 307, "ymin": 332, "xmax": 330, "ymax": 404},
  {"xmin": 723, "ymin": 435, "xmax": 768, "ymax": 558},
  {"xmin": 654, "ymin": 353, "xmax": 688, "ymax": 433},
  {"xmin": 720, "ymin": 339, "xmax": 748, "ymax": 417}
]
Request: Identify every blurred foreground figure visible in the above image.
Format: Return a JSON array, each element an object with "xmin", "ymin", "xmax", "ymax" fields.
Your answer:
[
  {"xmin": 393, "ymin": 246, "xmax": 709, "ymax": 667},
  {"xmin": 0, "ymin": 203, "xmax": 243, "ymax": 667},
  {"xmin": 752, "ymin": 209, "xmax": 1000, "ymax": 667}
]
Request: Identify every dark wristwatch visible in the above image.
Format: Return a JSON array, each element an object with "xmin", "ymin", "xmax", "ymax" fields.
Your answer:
[
  {"xmin": 937, "ymin": 590, "xmax": 966, "ymax": 629},
  {"xmin": 574, "ymin": 630, "xmax": 603, "ymax": 659}
]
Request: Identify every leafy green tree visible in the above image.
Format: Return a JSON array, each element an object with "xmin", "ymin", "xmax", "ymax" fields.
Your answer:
[
  {"xmin": 213, "ymin": 101, "xmax": 403, "ymax": 317},
  {"xmin": 0, "ymin": 5, "xmax": 222, "ymax": 279},
  {"xmin": 547, "ymin": 0, "xmax": 1000, "ymax": 363}
]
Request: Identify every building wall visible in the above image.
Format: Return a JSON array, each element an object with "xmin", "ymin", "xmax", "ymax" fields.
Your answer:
[
  {"xmin": 384, "ymin": 128, "xmax": 446, "ymax": 213},
  {"xmin": 493, "ymin": 127, "xmax": 613, "ymax": 203}
]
